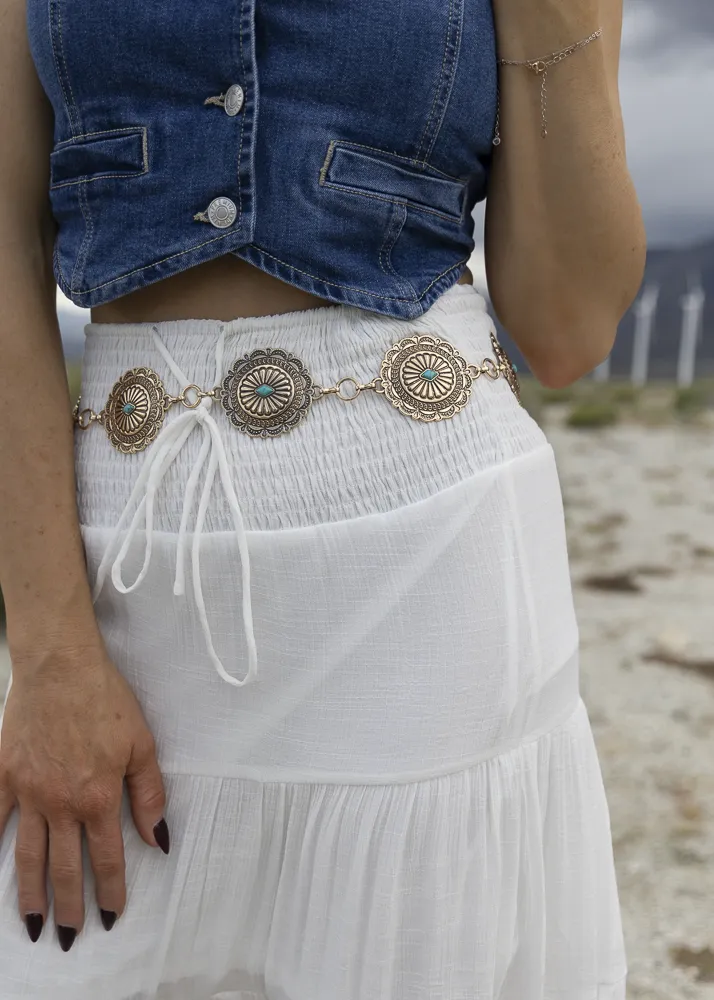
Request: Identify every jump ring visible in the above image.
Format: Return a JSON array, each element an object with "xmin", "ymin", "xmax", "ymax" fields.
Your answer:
[
  {"xmin": 181, "ymin": 384, "xmax": 203, "ymax": 409},
  {"xmin": 335, "ymin": 377, "xmax": 361, "ymax": 401},
  {"xmin": 77, "ymin": 408, "xmax": 95, "ymax": 430}
]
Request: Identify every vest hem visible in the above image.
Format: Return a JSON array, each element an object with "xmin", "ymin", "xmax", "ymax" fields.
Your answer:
[
  {"xmin": 232, "ymin": 242, "xmax": 472, "ymax": 319},
  {"xmin": 53, "ymin": 222, "xmax": 255, "ymax": 308},
  {"xmin": 56, "ymin": 228, "xmax": 473, "ymax": 321}
]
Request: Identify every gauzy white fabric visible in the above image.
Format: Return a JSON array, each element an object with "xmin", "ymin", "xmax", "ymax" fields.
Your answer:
[{"xmin": 0, "ymin": 284, "xmax": 628, "ymax": 1000}]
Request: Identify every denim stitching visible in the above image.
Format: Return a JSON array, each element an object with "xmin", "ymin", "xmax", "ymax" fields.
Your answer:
[
  {"xmin": 70, "ymin": 180, "xmax": 94, "ymax": 290},
  {"xmin": 141, "ymin": 126, "xmax": 149, "ymax": 184},
  {"xmin": 48, "ymin": 0, "xmax": 74, "ymax": 135},
  {"xmin": 411, "ymin": 254, "xmax": 470, "ymax": 298},
  {"xmin": 62, "ymin": 228, "xmax": 251, "ymax": 295},
  {"xmin": 415, "ymin": 0, "xmax": 453, "ymax": 163},
  {"xmin": 318, "ymin": 141, "xmax": 338, "ymax": 185},
  {"xmin": 54, "ymin": 126, "xmax": 148, "ymax": 148},
  {"xmin": 55, "ymin": 0, "xmax": 80, "ymax": 131},
  {"xmin": 234, "ymin": 0, "xmax": 247, "ymax": 222},
  {"xmin": 319, "ymin": 137, "xmax": 465, "ymax": 220},
  {"xmin": 53, "ymin": 237, "xmax": 70, "ymax": 291},
  {"xmin": 58, "ymin": 219, "xmax": 467, "ymax": 302},
  {"xmin": 70, "ymin": 180, "xmax": 86, "ymax": 287},
  {"xmin": 50, "ymin": 129, "xmax": 148, "ymax": 189},
  {"xmin": 244, "ymin": 244, "xmax": 470, "ymax": 303},
  {"xmin": 320, "ymin": 181, "xmax": 462, "ymax": 224},
  {"xmin": 378, "ymin": 202, "xmax": 402, "ymax": 281},
  {"xmin": 378, "ymin": 202, "xmax": 417, "ymax": 301},
  {"xmin": 78, "ymin": 180, "xmax": 95, "ymax": 287},
  {"xmin": 319, "ymin": 139, "xmax": 465, "ymax": 184},
  {"xmin": 424, "ymin": 0, "xmax": 463, "ymax": 163},
  {"xmin": 51, "ymin": 169, "xmax": 148, "ymax": 191},
  {"xmin": 61, "ymin": 234, "xmax": 467, "ymax": 302},
  {"xmin": 69, "ymin": 182, "xmax": 86, "ymax": 288}
]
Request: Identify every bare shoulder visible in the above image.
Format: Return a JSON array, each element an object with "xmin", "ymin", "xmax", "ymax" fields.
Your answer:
[{"xmin": 0, "ymin": 0, "xmax": 55, "ymax": 243}]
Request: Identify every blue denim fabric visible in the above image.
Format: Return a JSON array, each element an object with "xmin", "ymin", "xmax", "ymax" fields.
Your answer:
[{"xmin": 27, "ymin": 0, "xmax": 498, "ymax": 318}]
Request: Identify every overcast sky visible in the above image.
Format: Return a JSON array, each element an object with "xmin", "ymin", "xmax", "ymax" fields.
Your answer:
[
  {"xmin": 613, "ymin": 0, "xmax": 714, "ymax": 246},
  {"xmin": 59, "ymin": 0, "xmax": 714, "ymax": 317}
]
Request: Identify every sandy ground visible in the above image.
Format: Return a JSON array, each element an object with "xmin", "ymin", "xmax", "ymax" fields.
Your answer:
[
  {"xmin": 545, "ymin": 414, "xmax": 714, "ymax": 1000},
  {"xmin": 1, "ymin": 415, "xmax": 713, "ymax": 999}
]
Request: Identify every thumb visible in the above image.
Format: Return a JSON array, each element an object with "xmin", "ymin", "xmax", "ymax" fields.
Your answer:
[{"xmin": 125, "ymin": 739, "xmax": 169, "ymax": 854}]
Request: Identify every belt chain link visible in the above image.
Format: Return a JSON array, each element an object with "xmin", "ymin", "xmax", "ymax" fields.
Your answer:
[{"xmin": 72, "ymin": 332, "xmax": 521, "ymax": 454}]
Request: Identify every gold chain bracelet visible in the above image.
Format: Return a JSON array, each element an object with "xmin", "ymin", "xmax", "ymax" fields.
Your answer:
[
  {"xmin": 72, "ymin": 332, "xmax": 521, "ymax": 454},
  {"xmin": 493, "ymin": 26, "xmax": 603, "ymax": 145}
]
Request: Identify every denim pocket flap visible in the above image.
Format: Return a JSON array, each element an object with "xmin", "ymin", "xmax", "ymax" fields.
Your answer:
[
  {"xmin": 320, "ymin": 142, "xmax": 467, "ymax": 222},
  {"xmin": 50, "ymin": 127, "xmax": 147, "ymax": 188}
]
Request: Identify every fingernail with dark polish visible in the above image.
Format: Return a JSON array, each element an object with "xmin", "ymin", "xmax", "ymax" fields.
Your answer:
[
  {"xmin": 153, "ymin": 817, "xmax": 170, "ymax": 855},
  {"xmin": 24, "ymin": 913, "xmax": 44, "ymax": 943},
  {"xmin": 57, "ymin": 925, "xmax": 77, "ymax": 952},
  {"xmin": 100, "ymin": 909, "xmax": 117, "ymax": 931}
]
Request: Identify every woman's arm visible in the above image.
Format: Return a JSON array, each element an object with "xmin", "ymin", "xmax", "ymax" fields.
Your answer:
[
  {"xmin": 485, "ymin": 0, "xmax": 647, "ymax": 387},
  {"xmin": 0, "ymin": 3, "xmax": 95, "ymax": 655},
  {"xmin": 0, "ymin": 0, "xmax": 167, "ymax": 949}
]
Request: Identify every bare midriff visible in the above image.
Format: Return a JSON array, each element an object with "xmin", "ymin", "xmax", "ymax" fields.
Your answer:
[{"xmin": 89, "ymin": 255, "xmax": 474, "ymax": 324}]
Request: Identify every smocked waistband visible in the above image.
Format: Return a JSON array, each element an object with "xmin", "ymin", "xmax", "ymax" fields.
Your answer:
[{"xmin": 76, "ymin": 284, "xmax": 543, "ymax": 534}]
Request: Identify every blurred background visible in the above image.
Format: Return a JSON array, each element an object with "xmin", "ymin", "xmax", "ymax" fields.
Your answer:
[{"xmin": 2, "ymin": 2, "xmax": 714, "ymax": 997}]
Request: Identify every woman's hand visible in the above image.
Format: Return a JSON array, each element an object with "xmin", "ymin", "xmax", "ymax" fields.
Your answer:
[{"xmin": 0, "ymin": 628, "xmax": 168, "ymax": 951}]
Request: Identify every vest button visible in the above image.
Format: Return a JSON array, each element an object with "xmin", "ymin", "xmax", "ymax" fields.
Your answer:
[
  {"xmin": 206, "ymin": 197, "xmax": 237, "ymax": 228},
  {"xmin": 224, "ymin": 84, "xmax": 245, "ymax": 116}
]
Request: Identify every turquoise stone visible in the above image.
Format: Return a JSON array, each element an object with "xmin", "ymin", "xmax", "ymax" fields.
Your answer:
[
  {"xmin": 255, "ymin": 384, "xmax": 275, "ymax": 397},
  {"xmin": 512, "ymin": 364, "xmax": 518, "ymax": 373},
  {"xmin": 421, "ymin": 368, "xmax": 438, "ymax": 381},
  {"xmin": 122, "ymin": 402, "xmax": 136, "ymax": 414}
]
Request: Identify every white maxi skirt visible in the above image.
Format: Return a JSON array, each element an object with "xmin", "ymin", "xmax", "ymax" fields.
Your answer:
[{"xmin": 0, "ymin": 283, "xmax": 627, "ymax": 999}]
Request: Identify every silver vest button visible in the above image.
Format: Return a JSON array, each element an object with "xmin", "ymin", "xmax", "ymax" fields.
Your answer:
[
  {"xmin": 206, "ymin": 197, "xmax": 237, "ymax": 228},
  {"xmin": 224, "ymin": 84, "xmax": 245, "ymax": 116}
]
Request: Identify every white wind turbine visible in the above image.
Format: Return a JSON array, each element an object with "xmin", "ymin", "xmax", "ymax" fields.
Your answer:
[
  {"xmin": 630, "ymin": 282, "xmax": 660, "ymax": 387},
  {"xmin": 677, "ymin": 271, "xmax": 705, "ymax": 388}
]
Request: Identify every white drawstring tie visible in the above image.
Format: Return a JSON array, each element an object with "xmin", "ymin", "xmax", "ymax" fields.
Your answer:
[{"xmin": 91, "ymin": 325, "xmax": 258, "ymax": 688}]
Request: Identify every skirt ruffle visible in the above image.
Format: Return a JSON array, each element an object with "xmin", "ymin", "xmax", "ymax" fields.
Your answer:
[{"xmin": 0, "ymin": 698, "xmax": 626, "ymax": 1000}]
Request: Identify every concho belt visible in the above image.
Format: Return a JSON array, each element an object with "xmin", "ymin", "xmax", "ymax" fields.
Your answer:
[{"xmin": 73, "ymin": 331, "xmax": 520, "ymax": 454}]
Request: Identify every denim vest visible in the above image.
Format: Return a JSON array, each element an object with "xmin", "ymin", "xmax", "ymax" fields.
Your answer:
[{"xmin": 27, "ymin": 0, "xmax": 498, "ymax": 319}]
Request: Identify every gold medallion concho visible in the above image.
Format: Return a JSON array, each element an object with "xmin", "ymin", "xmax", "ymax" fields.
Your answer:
[
  {"xmin": 103, "ymin": 367, "xmax": 167, "ymax": 453},
  {"xmin": 490, "ymin": 332, "xmax": 521, "ymax": 403},
  {"xmin": 377, "ymin": 335, "xmax": 473, "ymax": 421},
  {"xmin": 219, "ymin": 348, "xmax": 314, "ymax": 437}
]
